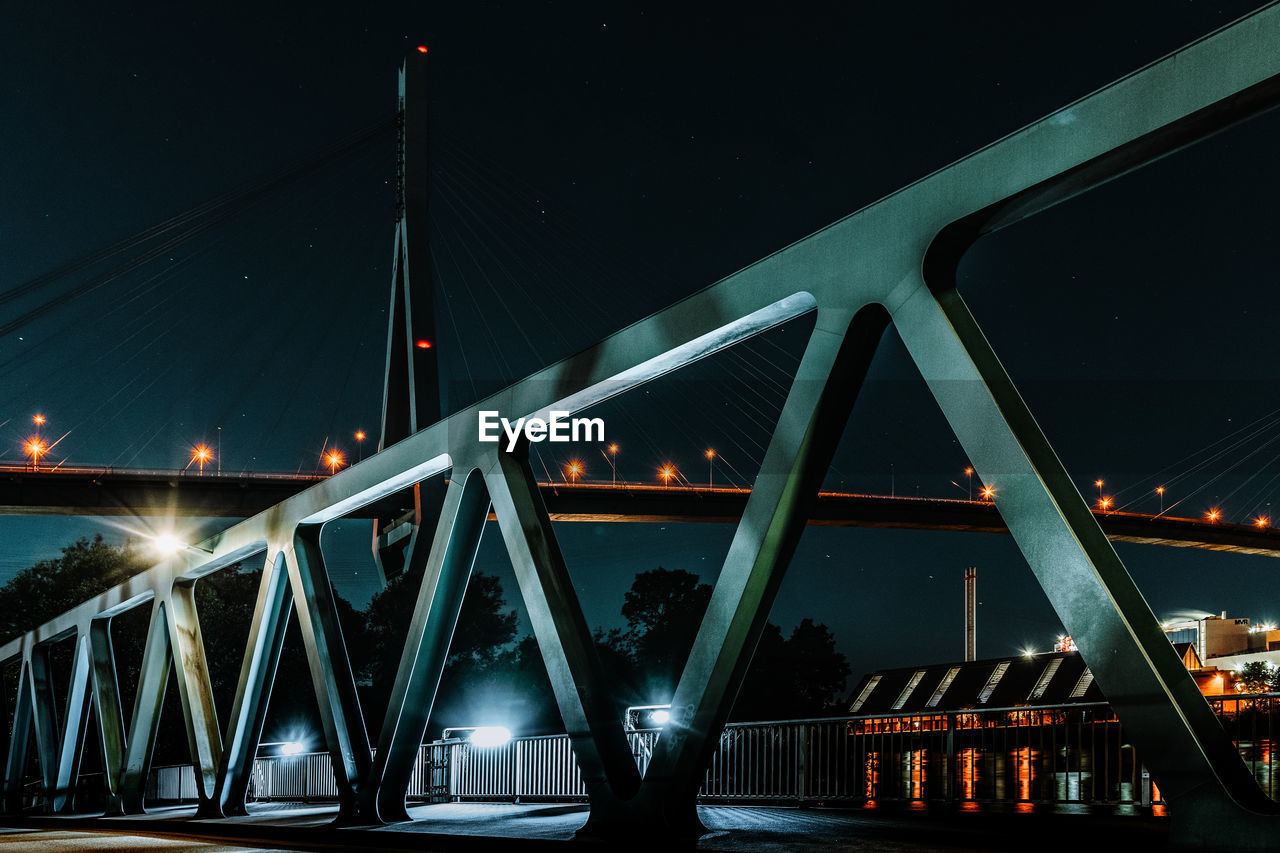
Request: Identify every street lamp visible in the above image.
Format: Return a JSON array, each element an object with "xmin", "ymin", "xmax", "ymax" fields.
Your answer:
[
  {"xmin": 32, "ymin": 414, "xmax": 45, "ymax": 428},
  {"xmin": 191, "ymin": 444, "xmax": 212, "ymax": 476},
  {"xmin": 564, "ymin": 459, "xmax": 583, "ymax": 484},
  {"xmin": 608, "ymin": 443, "xmax": 619, "ymax": 487},
  {"xmin": 1156, "ymin": 486, "xmax": 1165, "ymax": 513},
  {"xmin": 964, "ymin": 467, "xmax": 974, "ymax": 500},
  {"xmin": 355, "ymin": 430, "xmax": 366, "ymax": 462},
  {"xmin": 25, "ymin": 437, "xmax": 47, "ymax": 470},
  {"xmin": 980, "ymin": 485, "xmax": 995, "ymax": 501},
  {"xmin": 1098, "ymin": 496, "xmax": 1112, "ymax": 512},
  {"xmin": 705, "ymin": 448, "xmax": 716, "ymax": 489},
  {"xmin": 1206, "ymin": 508, "xmax": 1221, "ymax": 523},
  {"xmin": 1095, "ymin": 479, "xmax": 1104, "ymax": 504},
  {"xmin": 659, "ymin": 463, "xmax": 677, "ymax": 488},
  {"xmin": 324, "ymin": 449, "xmax": 345, "ymax": 475}
]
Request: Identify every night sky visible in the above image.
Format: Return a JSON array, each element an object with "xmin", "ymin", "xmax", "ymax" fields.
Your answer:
[{"xmin": 3, "ymin": 1, "xmax": 1280, "ymax": 688}]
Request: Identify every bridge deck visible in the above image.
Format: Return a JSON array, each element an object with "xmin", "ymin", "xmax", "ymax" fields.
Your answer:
[
  {"xmin": 1, "ymin": 467, "xmax": 1277, "ymax": 557},
  {"xmin": 3, "ymin": 801, "xmax": 1168, "ymax": 852}
]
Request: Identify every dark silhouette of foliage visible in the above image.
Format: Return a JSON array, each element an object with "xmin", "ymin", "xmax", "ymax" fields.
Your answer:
[
  {"xmin": 0, "ymin": 536, "xmax": 149, "ymax": 644},
  {"xmin": 1239, "ymin": 660, "xmax": 1273, "ymax": 693}
]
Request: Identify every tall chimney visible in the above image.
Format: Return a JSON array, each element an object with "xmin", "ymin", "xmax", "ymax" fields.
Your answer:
[{"xmin": 964, "ymin": 566, "xmax": 977, "ymax": 661}]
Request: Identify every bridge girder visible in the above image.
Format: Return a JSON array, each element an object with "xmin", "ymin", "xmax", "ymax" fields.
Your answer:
[{"xmin": 3, "ymin": 7, "xmax": 1280, "ymax": 846}]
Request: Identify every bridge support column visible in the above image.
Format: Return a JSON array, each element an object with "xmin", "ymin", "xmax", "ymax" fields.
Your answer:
[{"xmin": 361, "ymin": 468, "xmax": 490, "ymax": 821}]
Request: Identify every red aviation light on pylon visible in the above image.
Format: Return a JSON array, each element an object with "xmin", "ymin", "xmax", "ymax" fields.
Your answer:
[
  {"xmin": 416, "ymin": 339, "xmax": 432, "ymax": 349},
  {"xmin": 416, "ymin": 45, "xmax": 429, "ymax": 54}
]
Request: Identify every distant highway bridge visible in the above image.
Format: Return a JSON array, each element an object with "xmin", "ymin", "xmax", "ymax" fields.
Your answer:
[{"xmin": 2, "ymin": 464, "xmax": 1277, "ymax": 558}]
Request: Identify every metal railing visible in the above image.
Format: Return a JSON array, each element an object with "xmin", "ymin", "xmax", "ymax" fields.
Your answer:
[
  {"xmin": 29, "ymin": 697, "xmax": 1271, "ymax": 810},
  {"xmin": 239, "ymin": 702, "xmax": 1173, "ymax": 807}
]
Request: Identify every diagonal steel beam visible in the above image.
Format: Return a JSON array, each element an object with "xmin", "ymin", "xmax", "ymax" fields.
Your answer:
[
  {"xmin": 165, "ymin": 582, "xmax": 222, "ymax": 812},
  {"xmin": 892, "ymin": 275, "xmax": 1279, "ymax": 836},
  {"xmin": 485, "ymin": 447, "xmax": 642, "ymax": 810},
  {"xmin": 115, "ymin": 598, "xmax": 172, "ymax": 814},
  {"xmin": 285, "ymin": 526, "xmax": 372, "ymax": 818},
  {"xmin": 1, "ymin": 660, "xmax": 35, "ymax": 814},
  {"xmin": 215, "ymin": 551, "xmax": 293, "ymax": 816},
  {"xmin": 633, "ymin": 305, "xmax": 889, "ymax": 833},
  {"xmin": 362, "ymin": 467, "xmax": 490, "ymax": 821}
]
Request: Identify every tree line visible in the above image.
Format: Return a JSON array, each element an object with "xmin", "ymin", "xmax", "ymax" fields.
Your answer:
[{"xmin": 0, "ymin": 536, "xmax": 849, "ymax": 768}]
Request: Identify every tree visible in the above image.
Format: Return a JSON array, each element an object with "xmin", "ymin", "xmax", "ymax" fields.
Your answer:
[
  {"xmin": 0, "ymin": 536, "xmax": 149, "ymax": 644},
  {"xmin": 1239, "ymin": 660, "xmax": 1273, "ymax": 693},
  {"xmin": 733, "ymin": 619, "xmax": 851, "ymax": 720},
  {"xmin": 363, "ymin": 570, "xmax": 521, "ymax": 738},
  {"xmin": 606, "ymin": 567, "xmax": 851, "ymax": 722},
  {"xmin": 620, "ymin": 567, "xmax": 712, "ymax": 699}
]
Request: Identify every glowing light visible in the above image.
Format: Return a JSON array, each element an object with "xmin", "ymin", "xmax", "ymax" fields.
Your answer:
[
  {"xmin": 1095, "ymin": 479, "xmax": 1104, "ymax": 488},
  {"xmin": 705, "ymin": 448, "xmax": 716, "ymax": 460},
  {"xmin": 659, "ymin": 464, "xmax": 677, "ymax": 485},
  {"xmin": 1098, "ymin": 496, "xmax": 1112, "ymax": 510},
  {"xmin": 355, "ymin": 431, "xmax": 366, "ymax": 442},
  {"xmin": 416, "ymin": 45, "xmax": 429, "ymax": 54},
  {"xmin": 964, "ymin": 467, "xmax": 973, "ymax": 476},
  {"xmin": 280, "ymin": 741, "xmax": 305, "ymax": 756},
  {"xmin": 650, "ymin": 709, "xmax": 671, "ymax": 726},
  {"xmin": 153, "ymin": 534, "xmax": 184, "ymax": 555},
  {"xmin": 980, "ymin": 485, "xmax": 995, "ymax": 500},
  {"xmin": 415, "ymin": 339, "xmax": 432, "ymax": 349},
  {"xmin": 1207, "ymin": 508, "xmax": 1221, "ymax": 523},
  {"xmin": 324, "ymin": 449, "xmax": 345, "ymax": 475},
  {"xmin": 608, "ymin": 443, "xmax": 618, "ymax": 454},
  {"xmin": 1022, "ymin": 648, "xmax": 1035, "ymax": 659},
  {"xmin": 469, "ymin": 726, "xmax": 512, "ymax": 748},
  {"xmin": 32, "ymin": 414, "xmax": 45, "ymax": 427},
  {"xmin": 24, "ymin": 437, "xmax": 47, "ymax": 468},
  {"xmin": 1156, "ymin": 487, "xmax": 1165, "ymax": 495},
  {"xmin": 189, "ymin": 444, "xmax": 213, "ymax": 476},
  {"xmin": 1257, "ymin": 516, "xmax": 1271, "ymax": 529},
  {"xmin": 564, "ymin": 459, "xmax": 583, "ymax": 483}
]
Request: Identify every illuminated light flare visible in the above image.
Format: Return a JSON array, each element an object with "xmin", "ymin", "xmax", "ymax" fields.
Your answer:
[
  {"xmin": 1206, "ymin": 508, "xmax": 1221, "ymax": 523},
  {"xmin": 415, "ymin": 339, "xmax": 432, "ymax": 349},
  {"xmin": 1257, "ymin": 516, "xmax": 1271, "ymax": 529},
  {"xmin": 324, "ymin": 449, "xmax": 345, "ymax": 475},
  {"xmin": 416, "ymin": 45, "xmax": 429, "ymax": 54},
  {"xmin": 659, "ymin": 464, "xmax": 677, "ymax": 486},
  {"xmin": 564, "ymin": 459, "xmax": 583, "ymax": 484},
  {"xmin": 25, "ymin": 437, "xmax": 48, "ymax": 468},
  {"xmin": 980, "ymin": 485, "xmax": 995, "ymax": 500}
]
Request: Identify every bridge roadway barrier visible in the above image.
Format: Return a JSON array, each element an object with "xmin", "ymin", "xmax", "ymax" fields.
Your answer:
[{"xmin": 110, "ymin": 697, "xmax": 1280, "ymax": 810}]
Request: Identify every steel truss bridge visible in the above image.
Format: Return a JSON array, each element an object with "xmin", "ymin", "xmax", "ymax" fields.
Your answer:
[{"xmin": 5, "ymin": 7, "xmax": 1280, "ymax": 848}]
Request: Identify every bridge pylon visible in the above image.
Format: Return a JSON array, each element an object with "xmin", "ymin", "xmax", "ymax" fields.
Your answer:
[{"xmin": 373, "ymin": 46, "xmax": 443, "ymax": 588}]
